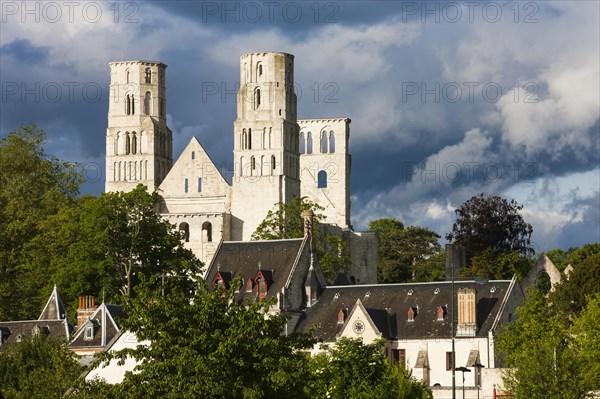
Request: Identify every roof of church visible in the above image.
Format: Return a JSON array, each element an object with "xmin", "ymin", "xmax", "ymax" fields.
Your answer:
[
  {"xmin": 205, "ymin": 238, "xmax": 307, "ymax": 302},
  {"xmin": 297, "ymin": 280, "xmax": 517, "ymax": 341}
]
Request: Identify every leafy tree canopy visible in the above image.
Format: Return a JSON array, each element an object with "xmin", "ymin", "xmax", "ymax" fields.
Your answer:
[
  {"xmin": 460, "ymin": 248, "xmax": 535, "ymax": 280},
  {"xmin": 369, "ymin": 218, "xmax": 443, "ymax": 283},
  {"xmin": 0, "ymin": 335, "xmax": 81, "ymax": 399},
  {"xmin": 0, "ymin": 125, "xmax": 83, "ymax": 320},
  {"xmin": 306, "ymin": 337, "xmax": 432, "ymax": 399},
  {"xmin": 79, "ymin": 274, "xmax": 315, "ymax": 399},
  {"xmin": 252, "ymin": 197, "xmax": 350, "ymax": 281},
  {"xmin": 446, "ymin": 193, "xmax": 534, "ymax": 264}
]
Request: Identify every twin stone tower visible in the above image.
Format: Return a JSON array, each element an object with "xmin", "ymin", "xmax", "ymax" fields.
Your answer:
[{"xmin": 105, "ymin": 52, "xmax": 377, "ymax": 284}]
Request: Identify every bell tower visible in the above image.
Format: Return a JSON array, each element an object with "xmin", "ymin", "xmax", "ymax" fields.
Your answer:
[
  {"xmin": 231, "ymin": 52, "xmax": 301, "ymax": 240},
  {"xmin": 105, "ymin": 61, "xmax": 172, "ymax": 193}
]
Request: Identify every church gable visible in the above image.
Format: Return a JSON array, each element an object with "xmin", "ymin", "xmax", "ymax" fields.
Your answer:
[{"xmin": 159, "ymin": 137, "xmax": 229, "ymax": 200}]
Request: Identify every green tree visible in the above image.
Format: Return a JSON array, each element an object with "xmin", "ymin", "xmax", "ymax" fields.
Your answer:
[
  {"xmin": 496, "ymin": 289, "xmax": 585, "ymax": 399},
  {"xmin": 306, "ymin": 337, "xmax": 432, "ymax": 399},
  {"xmin": 461, "ymin": 249, "xmax": 535, "ymax": 280},
  {"xmin": 368, "ymin": 218, "xmax": 443, "ymax": 283},
  {"xmin": 80, "ymin": 274, "xmax": 315, "ymax": 398},
  {"xmin": 548, "ymin": 252, "xmax": 600, "ymax": 323},
  {"xmin": 252, "ymin": 198, "xmax": 350, "ymax": 281},
  {"xmin": 571, "ymin": 293, "xmax": 600, "ymax": 395},
  {"xmin": 0, "ymin": 125, "xmax": 83, "ymax": 320},
  {"xmin": 546, "ymin": 243, "xmax": 600, "ymax": 271},
  {"xmin": 0, "ymin": 335, "xmax": 81, "ymax": 399},
  {"xmin": 24, "ymin": 185, "xmax": 201, "ymax": 319}
]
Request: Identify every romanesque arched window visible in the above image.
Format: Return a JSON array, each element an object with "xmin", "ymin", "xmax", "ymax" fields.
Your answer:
[
  {"xmin": 144, "ymin": 92, "xmax": 151, "ymax": 115},
  {"xmin": 257, "ymin": 62, "xmax": 263, "ymax": 77},
  {"xmin": 242, "ymin": 129, "xmax": 247, "ymax": 150},
  {"xmin": 197, "ymin": 177, "xmax": 202, "ymax": 192},
  {"xmin": 126, "ymin": 69, "xmax": 130, "ymax": 84},
  {"xmin": 184, "ymin": 178, "xmax": 188, "ymax": 193},
  {"xmin": 248, "ymin": 128, "xmax": 252, "ymax": 150},
  {"xmin": 115, "ymin": 132, "xmax": 121, "ymax": 155},
  {"xmin": 262, "ymin": 128, "xmax": 266, "ymax": 149},
  {"xmin": 144, "ymin": 68, "xmax": 151, "ymax": 84},
  {"xmin": 131, "ymin": 132, "xmax": 137, "ymax": 155},
  {"xmin": 317, "ymin": 170, "xmax": 327, "ymax": 188},
  {"xmin": 254, "ymin": 88, "xmax": 261, "ymax": 109},
  {"xmin": 202, "ymin": 222, "xmax": 212, "ymax": 242},
  {"xmin": 251, "ymin": 156, "xmax": 256, "ymax": 175},
  {"xmin": 307, "ymin": 132, "xmax": 313, "ymax": 154},
  {"xmin": 329, "ymin": 130, "xmax": 335, "ymax": 153},
  {"xmin": 299, "ymin": 132, "xmax": 305, "ymax": 154},
  {"xmin": 320, "ymin": 131, "xmax": 328, "ymax": 153},
  {"xmin": 271, "ymin": 155, "xmax": 276, "ymax": 171},
  {"xmin": 125, "ymin": 133, "xmax": 131, "ymax": 155},
  {"xmin": 179, "ymin": 222, "xmax": 190, "ymax": 242}
]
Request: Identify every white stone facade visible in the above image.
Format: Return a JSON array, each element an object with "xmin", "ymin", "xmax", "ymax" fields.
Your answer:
[{"xmin": 105, "ymin": 52, "xmax": 377, "ymax": 283}]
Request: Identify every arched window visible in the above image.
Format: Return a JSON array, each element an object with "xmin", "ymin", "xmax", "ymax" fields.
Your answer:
[
  {"xmin": 115, "ymin": 132, "xmax": 120, "ymax": 155},
  {"xmin": 248, "ymin": 128, "xmax": 252, "ymax": 149},
  {"xmin": 254, "ymin": 88, "xmax": 261, "ymax": 109},
  {"xmin": 271, "ymin": 155, "xmax": 276, "ymax": 171},
  {"xmin": 329, "ymin": 130, "xmax": 335, "ymax": 153},
  {"xmin": 144, "ymin": 92, "xmax": 151, "ymax": 115},
  {"xmin": 317, "ymin": 170, "xmax": 327, "ymax": 188},
  {"xmin": 245, "ymin": 279, "xmax": 253, "ymax": 292},
  {"xmin": 307, "ymin": 132, "xmax": 313, "ymax": 154},
  {"xmin": 144, "ymin": 68, "xmax": 151, "ymax": 84},
  {"xmin": 257, "ymin": 62, "xmax": 263, "ymax": 77},
  {"xmin": 125, "ymin": 133, "xmax": 131, "ymax": 155},
  {"xmin": 251, "ymin": 156, "xmax": 256, "ymax": 174},
  {"xmin": 299, "ymin": 132, "xmax": 305, "ymax": 154},
  {"xmin": 242, "ymin": 129, "xmax": 247, "ymax": 150},
  {"xmin": 202, "ymin": 222, "xmax": 212, "ymax": 242},
  {"xmin": 191, "ymin": 151, "xmax": 195, "ymax": 160},
  {"xmin": 184, "ymin": 178, "xmax": 189, "ymax": 193},
  {"xmin": 262, "ymin": 128, "xmax": 266, "ymax": 149},
  {"xmin": 197, "ymin": 177, "xmax": 202, "ymax": 192},
  {"xmin": 126, "ymin": 94, "xmax": 135, "ymax": 115},
  {"xmin": 126, "ymin": 69, "xmax": 130, "ymax": 84},
  {"xmin": 268, "ymin": 127, "xmax": 272, "ymax": 148},
  {"xmin": 131, "ymin": 133, "xmax": 137, "ymax": 154},
  {"xmin": 178, "ymin": 222, "xmax": 190, "ymax": 242},
  {"xmin": 320, "ymin": 131, "xmax": 327, "ymax": 153}
]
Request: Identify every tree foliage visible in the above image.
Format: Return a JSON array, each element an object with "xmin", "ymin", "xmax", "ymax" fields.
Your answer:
[
  {"xmin": 252, "ymin": 198, "xmax": 350, "ymax": 281},
  {"xmin": 0, "ymin": 125, "xmax": 83, "ymax": 320},
  {"xmin": 80, "ymin": 274, "xmax": 315, "ymax": 399},
  {"xmin": 446, "ymin": 193, "xmax": 534, "ymax": 266},
  {"xmin": 369, "ymin": 218, "xmax": 443, "ymax": 283},
  {"xmin": 548, "ymin": 251, "xmax": 600, "ymax": 323},
  {"xmin": 0, "ymin": 335, "xmax": 81, "ymax": 399},
  {"xmin": 497, "ymin": 288, "xmax": 600, "ymax": 399},
  {"xmin": 306, "ymin": 338, "xmax": 432, "ymax": 399},
  {"xmin": 460, "ymin": 249, "xmax": 535, "ymax": 280}
]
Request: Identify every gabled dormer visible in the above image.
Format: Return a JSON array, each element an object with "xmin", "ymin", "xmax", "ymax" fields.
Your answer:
[
  {"xmin": 407, "ymin": 307, "xmax": 416, "ymax": 322},
  {"xmin": 253, "ymin": 268, "xmax": 274, "ymax": 301},
  {"xmin": 212, "ymin": 271, "xmax": 233, "ymax": 291}
]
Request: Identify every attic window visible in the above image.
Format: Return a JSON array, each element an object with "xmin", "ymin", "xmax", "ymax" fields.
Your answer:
[
  {"xmin": 245, "ymin": 279, "xmax": 253, "ymax": 292},
  {"xmin": 16, "ymin": 334, "xmax": 22, "ymax": 343},
  {"xmin": 84, "ymin": 326, "xmax": 94, "ymax": 341},
  {"xmin": 337, "ymin": 309, "xmax": 345, "ymax": 324},
  {"xmin": 407, "ymin": 307, "xmax": 415, "ymax": 322},
  {"xmin": 256, "ymin": 277, "xmax": 268, "ymax": 301},
  {"xmin": 437, "ymin": 306, "xmax": 446, "ymax": 321}
]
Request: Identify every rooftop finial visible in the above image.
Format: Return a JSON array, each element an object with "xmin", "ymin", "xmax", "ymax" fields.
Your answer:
[
  {"xmin": 258, "ymin": 261, "xmax": 262, "ymax": 271},
  {"xmin": 217, "ymin": 262, "xmax": 221, "ymax": 272}
]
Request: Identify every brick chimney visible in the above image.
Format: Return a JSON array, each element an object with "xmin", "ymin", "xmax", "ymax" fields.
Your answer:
[{"xmin": 77, "ymin": 295, "xmax": 97, "ymax": 330}]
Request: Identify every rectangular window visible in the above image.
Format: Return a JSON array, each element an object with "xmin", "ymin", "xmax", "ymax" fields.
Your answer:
[
  {"xmin": 198, "ymin": 177, "xmax": 202, "ymax": 192},
  {"xmin": 392, "ymin": 349, "xmax": 406, "ymax": 368},
  {"xmin": 446, "ymin": 352, "xmax": 455, "ymax": 370},
  {"xmin": 84, "ymin": 326, "xmax": 94, "ymax": 341}
]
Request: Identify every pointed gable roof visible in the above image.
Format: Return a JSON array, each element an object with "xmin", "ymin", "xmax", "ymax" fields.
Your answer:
[
  {"xmin": 39, "ymin": 285, "xmax": 68, "ymax": 321},
  {"xmin": 159, "ymin": 136, "xmax": 230, "ymax": 199},
  {"xmin": 69, "ymin": 302, "xmax": 126, "ymax": 350}
]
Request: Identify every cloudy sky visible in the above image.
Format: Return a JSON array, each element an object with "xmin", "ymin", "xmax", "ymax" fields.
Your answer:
[{"xmin": 1, "ymin": 0, "xmax": 598, "ymax": 252}]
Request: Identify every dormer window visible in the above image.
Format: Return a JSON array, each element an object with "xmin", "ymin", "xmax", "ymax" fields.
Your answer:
[
  {"xmin": 407, "ymin": 307, "xmax": 415, "ymax": 322},
  {"xmin": 437, "ymin": 306, "xmax": 446, "ymax": 321},
  {"xmin": 256, "ymin": 277, "xmax": 267, "ymax": 301},
  {"xmin": 245, "ymin": 279, "xmax": 253, "ymax": 293},
  {"xmin": 84, "ymin": 325, "xmax": 94, "ymax": 341},
  {"xmin": 337, "ymin": 309, "xmax": 345, "ymax": 324}
]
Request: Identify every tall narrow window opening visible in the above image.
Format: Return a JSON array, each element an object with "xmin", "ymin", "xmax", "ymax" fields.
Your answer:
[{"xmin": 317, "ymin": 170, "xmax": 327, "ymax": 188}]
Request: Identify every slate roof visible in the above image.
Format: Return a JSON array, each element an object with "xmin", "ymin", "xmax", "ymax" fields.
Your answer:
[
  {"xmin": 69, "ymin": 303, "xmax": 126, "ymax": 350},
  {"xmin": 0, "ymin": 320, "xmax": 71, "ymax": 345},
  {"xmin": 205, "ymin": 238, "xmax": 306, "ymax": 302},
  {"xmin": 297, "ymin": 280, "xmax": 515, "ymax": 341},
  {"xmin": 0, "ymin": 285, "xmax": 73, "ymax": 346}
]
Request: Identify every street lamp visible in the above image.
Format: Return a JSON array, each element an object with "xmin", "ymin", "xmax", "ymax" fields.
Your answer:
[
  {"xmin": 455, "ymin": 366, "xmax": 471, "ymax": 399},
  {"xmin": 472, "ymin": 363, "xmax": 485, "ymax": 399}
]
